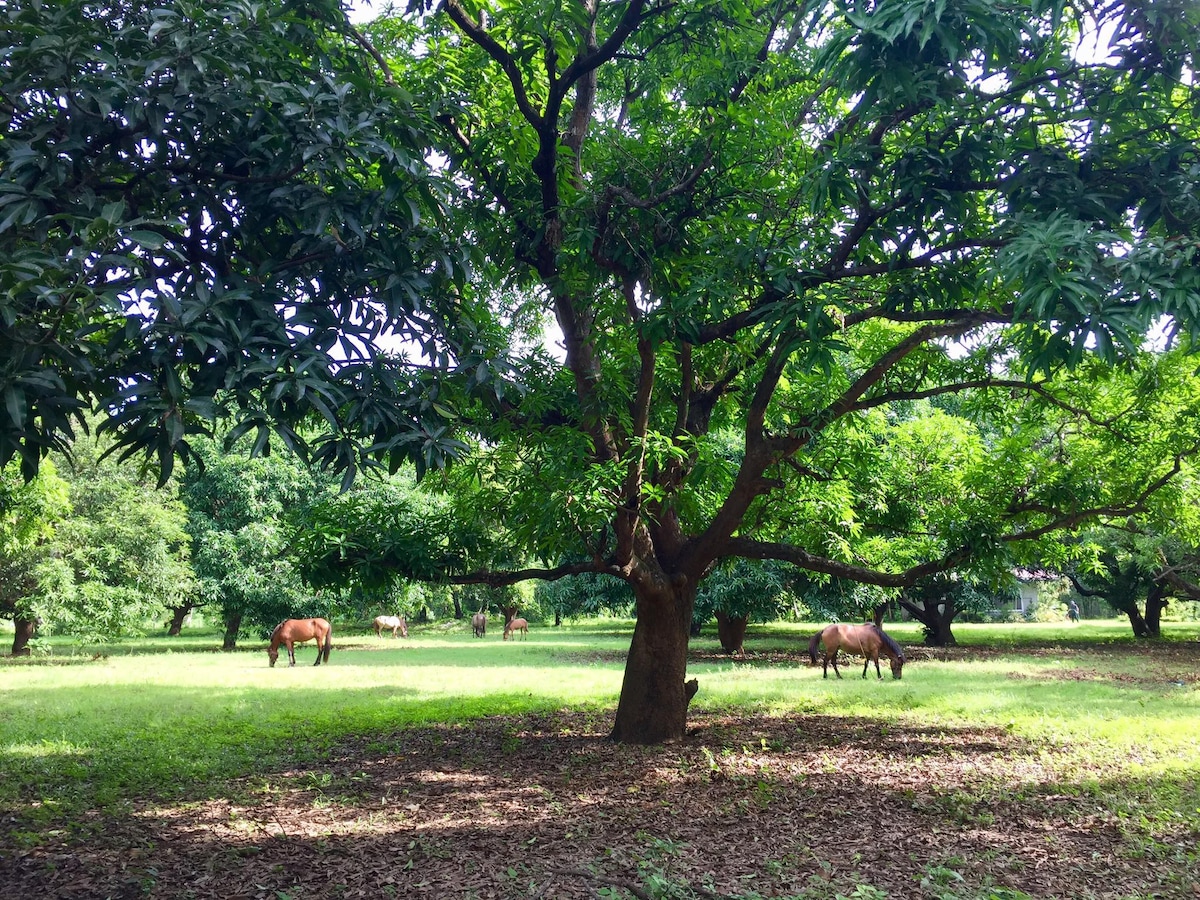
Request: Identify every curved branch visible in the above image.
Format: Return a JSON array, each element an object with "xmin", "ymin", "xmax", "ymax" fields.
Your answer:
[
  {"xmin": 442, "ymin": 0, "xmax": 544, "ymax": 128},
  {"xmin": 346, "ymin": 23, "xmax": 395, "ymax": 86}
]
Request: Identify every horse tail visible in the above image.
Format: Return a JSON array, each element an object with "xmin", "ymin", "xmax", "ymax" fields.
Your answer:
[
  {"xmin": 322, "ymin": 624, "xmax": 332, "ymax": 663},
  {"xmin": 807, "ymin": 629, "xmax": 822, "ymax": 664}
]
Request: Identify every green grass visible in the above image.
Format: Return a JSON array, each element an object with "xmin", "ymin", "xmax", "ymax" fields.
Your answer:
[{"xmin": 3, "ymin": 618, "xmax": 1199, "ymax": 831}]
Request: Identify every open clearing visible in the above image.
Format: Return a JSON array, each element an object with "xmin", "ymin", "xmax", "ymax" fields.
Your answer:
[{"xmin": 2, "ymin": 623, "xmax": 1199, "ymax": 899}]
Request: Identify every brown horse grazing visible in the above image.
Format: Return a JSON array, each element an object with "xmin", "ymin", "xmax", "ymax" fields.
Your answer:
[
  {"xmin": 472, "ymin": 612, "xmax": 486, "ymax": 637},
  {"xmin": 373, "ymin": 615, "xmax": 408, "ymax": 638},
  {"xmin": 268, "ymin": 618, "xmax": 333, "ymax": 667},
  {"xmin": 807, "ymin": 623, "xmax": 905, "ymax": 680},
  {"xmin": 503, "ymin": 617, "xmax": 528, "ymax": 641}
]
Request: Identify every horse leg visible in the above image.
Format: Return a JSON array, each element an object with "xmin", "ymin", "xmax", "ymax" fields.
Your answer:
[
  {"xmin": 287, "ymin": 641, "xmax": 296, "ymax": 666},
  {"xmin": 862, "ymin": 655, "xmax": 870, "ymax": 679},
  {"xmin": 830, "ymin": 649, "xmax": 842, "ymax": 679},
  {"xmin": 313, "ymin": 637, "xmax": 322, "ymax": 666},
  {"xmin": 874, "ymin": 656, "xmax": 883, "ymax": 679}
]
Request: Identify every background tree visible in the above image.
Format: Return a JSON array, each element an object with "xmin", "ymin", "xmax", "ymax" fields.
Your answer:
[
  {"xmin": 693, "ymin": 560, "xmax": 805, "ymax": 654},
  {"xmin": 1065, "ymin": 509, "xmax": 1200, "ymax": 638},
  {"xmin": 0, "ymin": 460, "xmax": 71, "ymax": 654},
  {"xmin": 180, "ymin": 439, "xmax": 322, "ymax": 649},
  {"xmin": 897, "ymin": 574, "xmax": 1019, "ymax": 646},
  {"xmin": 52, "ymin": 430, "xmax": 196, "ymax": 639}
]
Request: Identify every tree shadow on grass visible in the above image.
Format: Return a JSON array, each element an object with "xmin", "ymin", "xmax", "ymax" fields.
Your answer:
[{"xmin": 4, "ymin": 709, "xmax": 1197, "ymax": 899}]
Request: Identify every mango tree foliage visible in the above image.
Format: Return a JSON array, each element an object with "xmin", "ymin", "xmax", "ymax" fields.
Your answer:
[
  {"xmin": 179, "ymin": 438, "xmax": 324, "ymax": 649},
  {"xmin": 0, "ymin": 459, "xmax": 71, "ymax": 653},
  {"xmin": 50, "ymin": 431, "xmax": 196, "ymax": 641},
  {"xmin": 0, "ymin": 0, "xmax": 484, "ymax": 484},
  {"xmin": 357, "ymin": 0, "xmax": 1200, "ymax": 743}
]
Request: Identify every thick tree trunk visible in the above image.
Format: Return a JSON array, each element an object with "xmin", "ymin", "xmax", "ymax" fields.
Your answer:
[
  {"xmin": 1124, "ymin": 604, "xmax": 1152, "ymax": 638},
  {"xmin": 222, "ymin": 612, "xmax": 242, "ymax": 651},
  {"xmin": 900, "ymin": 598, "xmax": 958, "ymax": 647},
  {"xmin": 452, "ymin": 593, "xmax": 463, "ymax": 619},
  {"xmin": 500, "ymin": 604, "xmax": 519, "ymax": 625},
  {"xmin": 166, "ymin": 603, "xmax": 193, "ymax": 636},
  {"xmin": 610, "ymin": 580, "xmax": 697, "ymax": 745},
  {"xmin": 1144, "ymin": 585, "xmax": 1168, "ymax": 638},
  {"xmin": 924, "ymin": 603, "xmax": 958, "ymax": 647},
  {"xmin": 11, "ymin": 616, "xmax": 37, "ymax": 656},
  {"xmin": 714, "ymin": 611, "xmax": 748, "ymax": 655}
]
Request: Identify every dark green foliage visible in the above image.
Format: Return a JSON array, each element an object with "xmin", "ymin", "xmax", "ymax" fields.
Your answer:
[{"xmin": 0, "ymin": 0, "xmax": 475, "ymax": 483}]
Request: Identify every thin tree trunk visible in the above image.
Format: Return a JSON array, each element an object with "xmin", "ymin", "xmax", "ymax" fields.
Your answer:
[
  {"xmin": 11, "ymin": 616, "xmax": 37, "ymax": 656},
  {"xmin": 714, "ymin": 611, "xmax": 748, "ymax": 655},
  {"xmin": 222, "ymin": 612, "xmax": 242, "ymax": 651},
  {"xmin": 610, "ymin": 580, "xmax": 698, "ymax": 745}
]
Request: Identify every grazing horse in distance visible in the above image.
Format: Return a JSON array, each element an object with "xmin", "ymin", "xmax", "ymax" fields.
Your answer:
[
  {"xmin": 268, "ymin": 618, "xmax": 333, "ymax": 667},
  {"xmin": 472, "ymin": 612, "xmax": 486, "ymax": 637},
  {"xmin": 373, "ymin": 615, "xmax": 408, "ymax": 638},
  {"xmin": 503, "ymin": 617, "xmax": 528, "ymax": 641},
  {"xmin": 807, "ymin": 623, "xmax": 905, "ymax": 680}
]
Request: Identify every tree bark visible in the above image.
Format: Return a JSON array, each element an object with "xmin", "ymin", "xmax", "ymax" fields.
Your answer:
[
  {"xmin": 1144, "ymin": 584, "xmax": 1168, "ymax": 638},
  {"xmin": 166, "ymin": 603, "xmax": 194, "ymax": 636},
  {"xmin": 222, "ymin": 612, "xmax": 242, "ymax": 651},
  {"xmin": 610, "ymin": 579, "xmax": 697, "ymax": 745},
  {"xmin": 500, "ymin": 604, "xmax": 519, "ymax": 625},
  {"xmin": 11, "ymin": 616, "xmax": 37, "ymax": 656},
  {"xmin": 899, "ymin": 597, "xmax": 958, "ymax": 646},
  {"xmin": 714, "ymin": 611, "xmax": 748, "ymax": 655},
  {"xmin": 1124, "ymin": 604, "xmax": 1152, "ymax": 638}
]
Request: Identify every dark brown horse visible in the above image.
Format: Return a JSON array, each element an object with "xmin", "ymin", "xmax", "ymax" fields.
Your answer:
[
  {"xmin": 268, "ymin": 618, "xmax": 332, "ymax": 667},
  {"xmin": 373, "ymin": 615, "xmax": 408, "ymax": 638},
  {"xmin": 503, "ymin": 617, "xmax": 528, "ymax": 640},
  {"xmin": 472, "ymin": 612, "xmax": 486, "ymax": 637},
  {"xmin": 807, "ymin": 623, "xmax": 905, "ymax": 679}
]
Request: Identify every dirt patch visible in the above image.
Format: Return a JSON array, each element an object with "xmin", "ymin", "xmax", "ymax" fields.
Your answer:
[{"xmin": 4, "ymin": 710, "xmax": 1197, "ymax": 899}]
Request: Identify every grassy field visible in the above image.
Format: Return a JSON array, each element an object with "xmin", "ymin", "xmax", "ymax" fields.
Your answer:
[{"xmin": 3, "ymin": 618, "xmax": 1199, "ymax": 899}]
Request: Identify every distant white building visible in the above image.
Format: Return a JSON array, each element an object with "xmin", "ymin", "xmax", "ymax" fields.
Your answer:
[{"xmin": 1012, "ymin": 568, "xmax": 1057, "ymax": 614}]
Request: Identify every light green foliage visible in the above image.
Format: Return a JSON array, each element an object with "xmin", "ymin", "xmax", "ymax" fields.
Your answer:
[
  {"xmin": 0, "ymin": 459, "xmax": 72, "ymax": 623},
  {"xmin": 46, "ymin": 431, "xmax": 195, "ymax": 640},
  {"xmin": 181, "ymin": 438, "xmax": 322, "ymax": 636}
]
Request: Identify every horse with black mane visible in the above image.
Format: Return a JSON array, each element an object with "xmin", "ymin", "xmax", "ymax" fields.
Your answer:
[
  {"xmin": 268, "ymin": 618, "xmax": 333, "ymax": 667},
  {"xmin": 472, "ymin": 612, "xmax": 486, "ymax": 637},
  {"xmin": 807, "ymin": 623, "xmax": 905, "ymax": 679}
]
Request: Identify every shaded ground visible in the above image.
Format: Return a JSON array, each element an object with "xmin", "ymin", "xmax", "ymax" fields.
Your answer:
[{"xmin": 5, "ymin": 642, "xmax": 1200, "ymax": 899}]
